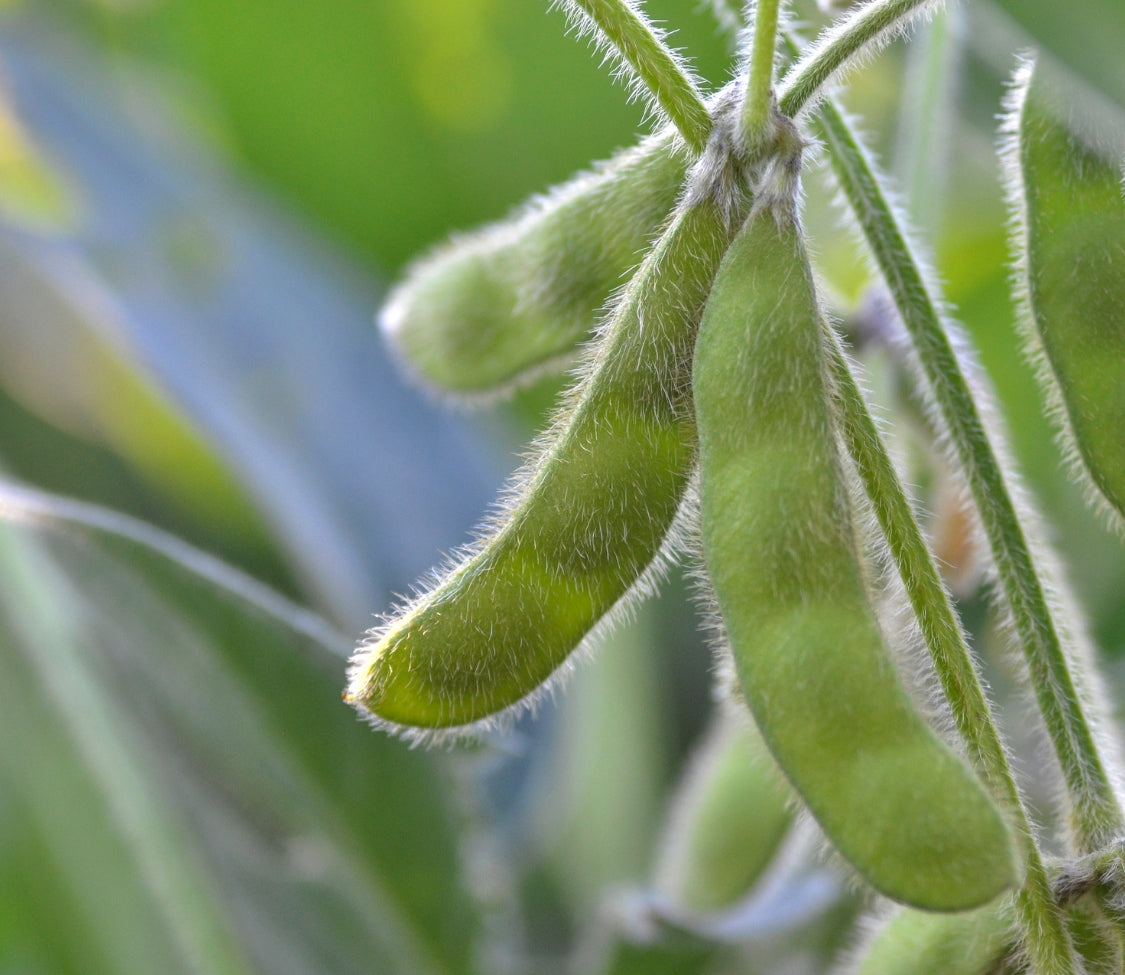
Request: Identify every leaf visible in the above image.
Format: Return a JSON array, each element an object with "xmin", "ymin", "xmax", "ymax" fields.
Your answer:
[
  {"xmin": 0, "ymin": 21, "xmax": 504, "ymax": 629},
  {"xmin": 0, "ymin": 480, "xmax": 482, "ymax": 975}
]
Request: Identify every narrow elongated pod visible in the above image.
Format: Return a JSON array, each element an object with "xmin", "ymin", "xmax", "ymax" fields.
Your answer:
[
  {"xmin": 348, "ymin": 147, "xmax": 749, "ymax": 735},
  {"xmin": 379, "ymin": 133, "xmax": 689, "ymax": 397},
  {"xmin": 1008, "ymin": 58, "xmax": 1125, "ymax": 525},
  {"xmin": 693, "ymin": 205, "xmax": 1019, "ymax": 910}
]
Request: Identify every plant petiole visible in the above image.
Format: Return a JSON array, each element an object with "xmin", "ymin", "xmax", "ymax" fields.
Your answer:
[{"xmin": 741, "ymin": 0, "xmax": 783, "ymax": 149}]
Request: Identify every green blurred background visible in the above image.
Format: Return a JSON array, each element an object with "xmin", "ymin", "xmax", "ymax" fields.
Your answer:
[{"xmin": 1, "ymin": 0, "xmax": 1123, "ymax": 972}]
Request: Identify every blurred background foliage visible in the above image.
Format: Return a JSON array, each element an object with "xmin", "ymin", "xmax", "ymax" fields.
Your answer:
[{"xmin": 0, "ymin": 0, "xmax": 1123, "ymax": 973}]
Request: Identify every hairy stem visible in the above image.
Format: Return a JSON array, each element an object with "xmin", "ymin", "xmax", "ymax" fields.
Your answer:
[
  {"xmin": 566, "ymin": 0, "xmax": 712, "ymax": 153},
  {"xmin": 826, "ymin": 330, "xmax": 1079, "ymax": 974},
  {"xmin": 742, "ymin": 0, "xmax": 782, "ymax": 145},
  {"xmin": 813, "ymin": 94, "xmax": 1124, "ymax": 853},
  {"xmin": 576, "ymin": 0, "xmax": 946, "ymax": 163},
  {"xmin": 778, "ymin": 0, "xmax": 939, "ymax": 119}
]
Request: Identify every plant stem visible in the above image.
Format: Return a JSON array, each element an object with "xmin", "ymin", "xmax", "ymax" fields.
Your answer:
[
  {"xmin": 778, "ymin": 0, "xmax": 939, "ymax": 119},
  {"xmin": 567, "ymin": 0, "xmax": 712, "ymax": 153},
  {"xmin": 741, "ymin": 0, "xmax": 782, "ymax": 146},
  {"xmin": 825, "ymin": 329, "xmax": 1080, "ymax": 975},
  {"xmin": 584, "ymin": 0, "xmax": 944, "ymax": 164},
  {"xmin": 813, "ymin": 93, "xmax": 1125, "ymax": 854}
]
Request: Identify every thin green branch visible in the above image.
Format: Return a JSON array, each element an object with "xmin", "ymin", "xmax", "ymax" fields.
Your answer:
[
  {"xmin": 566, "ymin": 0, "xmax": 947, "ymax": 164},
  {"xmin": 742, "ymin": 0, "xmax": 782, "ymax": 145},
  {"xmin": 566, "ymin": 0, "xmax": 712, "ymax": 153},
  {"xmin": 778, "ymin": 0, "xmax": 939, "ymax": 119},
  {"xmin": 825, "ymin": 330, "xmax": 1079, "ymax": 974},
  {"xmin": 813, "ymin": 93, "xmax": 1125, "ymax": 853}
]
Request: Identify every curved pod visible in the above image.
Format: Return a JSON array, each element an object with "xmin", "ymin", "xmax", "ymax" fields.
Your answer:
[
  {"xmin": 1013, "ymin": 60, "xmax": 1125, "ymax": 523},
  {"xmin": 380, "ymin": 133, "xmax": 688, "ymax": 397},
  {"xmin": 693, "ymin": 208, "xmax": 1019, "ymax": 910},
  {"xmin": 348, "ymin": 192, "xmax": 741, "ymax": 734},
  {"xmin": 653, "ymin": 709, "xmax": 793, "ymax": 912}
]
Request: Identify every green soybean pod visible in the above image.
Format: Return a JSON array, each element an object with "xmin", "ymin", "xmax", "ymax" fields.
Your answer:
[
  {"xmin": 1009, "ymin": 58, "xmax": 1125, "ymax": 524},
  {"xmin": 653, "ymin": 708, "xmax": 793, "ymax": 913},
  {"xmin": 347, "ymin": 186, "xmax": 743, "ymax": 737},
  {"xmin": 379, "ymin": 132, "xmax": 688, "ymax": 397},
  {"xmin": 848, "ymin": 900, "xmax": 1013, "ymax": 975},
  {"xmin": 1066, "ymin": 899, "xmax": 1125, "ymax": 975},
  {"xmin": 693, "ymin": 207, "xmax": 1019, "ymax": 910}
]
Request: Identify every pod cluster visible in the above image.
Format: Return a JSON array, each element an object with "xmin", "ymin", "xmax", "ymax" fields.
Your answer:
[{"xmin": 347, "ymin": 93, "xmax": 1022, "ymax": 911}]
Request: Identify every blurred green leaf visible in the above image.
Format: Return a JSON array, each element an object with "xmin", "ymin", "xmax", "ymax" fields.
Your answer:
[
  {"xmin": 595, "ymin": 934, "xmax": 721, "ymax": 975},
  {"xmin": 0, "ymin": 21, "xmax": 505, "ymax": 628},
  {"xmin": 0, "ymin": 84, "xmax": 78, "ymax": 231},
  {"xmin": 28, "ymin": 0, "xmax": 732, "ymax": 272},
  {"xmin": 0, "ymin": 480, "xmax": 481, "ymax": 975}
]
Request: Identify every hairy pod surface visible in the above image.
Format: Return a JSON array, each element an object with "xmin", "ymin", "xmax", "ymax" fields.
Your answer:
[
  {"xmin": 848, "ymin": 900, "xmax": 1013, "ymax": 975},
  {"xmin": 379, "ymin": 134, "xmax": 688, "ymax": 397},
  {"xmin": 347, "ymin": 184, "xmax": 743, "ymax": 734},
  {"xmin": 1067, "ymin": 898, "xmax": 1125, "ymax": 975},
  {"xmin": 653, "ymin": 709, "xmax": 792, "ymax": 912},
  {"xmin": 1012, "ymin": 60, "xmax": 1125, "ymax": 523},
  {"xmin": 693, "ymin": 206, "xmax": 1019, "ymax": 910}
]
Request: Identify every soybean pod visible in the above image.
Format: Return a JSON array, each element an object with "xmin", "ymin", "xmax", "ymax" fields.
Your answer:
[
  {"xmin": 847, "ymin": 900, "xmax": 1013, "ymax": 975},
  {"xmin": 379, "ymin": 132, "xmax": 689, "ymax": 397},
  {"xmin": 1066, "ymin": 899, "xmax": 1125, "ymax": 975},
  {"xmin": 693, "ymin": 204, "xmax": 1019, "ymax": 910},
  {"xmin": 1008, "ymin": 58, "xmax": 1125, "ymax": 525},
  {"xmin": 653, "ymin": 708, "xmax": 792, "ymax": 913},
  {"xmin": 348, "ymin": 162, "xmax": 748, "ymax": 735}
]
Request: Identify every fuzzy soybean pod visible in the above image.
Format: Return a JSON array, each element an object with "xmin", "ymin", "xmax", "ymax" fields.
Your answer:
[
  {"xmin": 1012, "ymin": 60, "xmax": 1125, "ymax": 523},
  {"xmin": 379, "ymin": 134, "xmax": 688, "ymax": 397},
  {"xmin": 693, "ymin": 207, "xmax": 1019, "ymax": 910},
  {"xmin": 847, "ymin": 900, "xmax": 1013, "ymax": 975},
  {"xmin": 347, "ymin": 188, "xmax": 741, "ymax": 735}
]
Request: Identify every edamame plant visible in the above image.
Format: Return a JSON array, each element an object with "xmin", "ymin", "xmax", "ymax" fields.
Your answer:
[{"xmin": 348, "ymin": 0, "xmax": 1125, "ymax": 970}]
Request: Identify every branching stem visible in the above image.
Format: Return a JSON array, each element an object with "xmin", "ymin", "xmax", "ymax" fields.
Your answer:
[{"xmin": 574, "ymin": 0, "xmax": 943, "ymax": 163}]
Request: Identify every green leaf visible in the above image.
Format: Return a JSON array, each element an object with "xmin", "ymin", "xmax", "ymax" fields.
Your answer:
[
  {"xmin": 0, "ymin": 481, "xmax": 481, "ymax": 975},
  {"xmin": 0, "ymin": 24, "xmax": 503, "ymax": 628}
]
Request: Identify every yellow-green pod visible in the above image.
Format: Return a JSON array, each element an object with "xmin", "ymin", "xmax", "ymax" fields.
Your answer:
[
  {"xmin": 1010, "ymin": 59, "xmax": 1125, "ymax": 524},
  {"xmin": 653, "ymin": 708, "xmax": 793, "ymax": 912},
  {"xmin": 347, "ymin": 177, "xmax": 745, "ymax": 737},
  {"xmin": 380, "ymin": 133, "xmax": 688, "ymax": 397},
  {"xmin": 693, "ymin": 206, "xmax": 1020, "ymax": 910},
  {"xmin": 848, "ymin": 900, "xmax": 1013, "ymax": 975}
]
